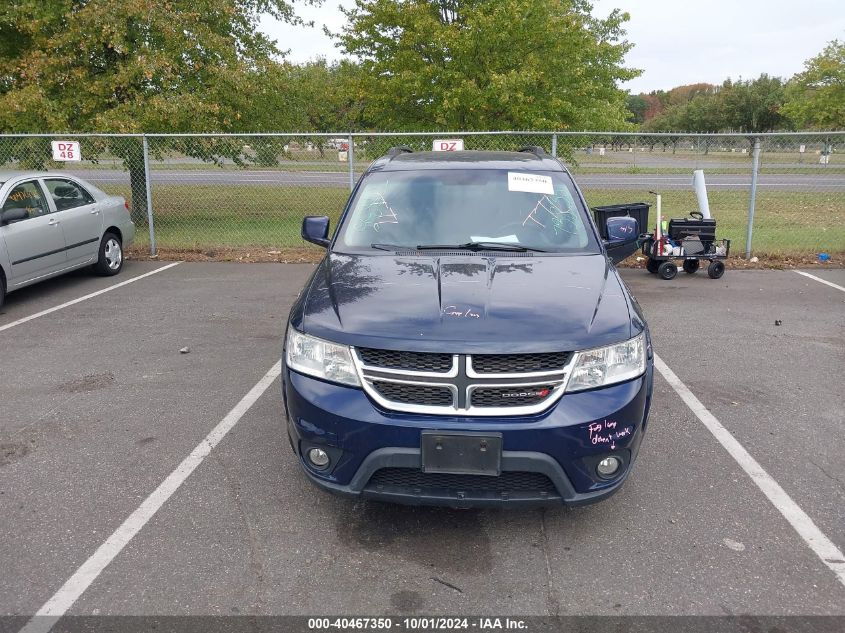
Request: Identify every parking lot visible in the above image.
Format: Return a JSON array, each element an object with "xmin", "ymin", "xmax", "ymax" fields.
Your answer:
[{"xmin": 1, "ymin": 261, "xmax": 844, "ymax": 625}]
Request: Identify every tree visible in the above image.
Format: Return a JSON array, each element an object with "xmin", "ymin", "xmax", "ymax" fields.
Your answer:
[
  {"xmin": 289, "ymin": 60, "xmax": 366, "ymax": 133},
  {"xmin": 719, "ymin": 75, "xmax": 789, "ymax": 132},
  {"xmin": 0, "ymin": 0, "xmax": 315, "ymax": 220},
  {"xmin": 625, "ymin": 94, "xmax": 647, "ymax": 124},
  {"xmin": 333, "ymin": 0, "xmax": 640, "ymax": 131},
  {"xmin": 782, "ymin": 40, "xmax": 845, "ymax": 130}
]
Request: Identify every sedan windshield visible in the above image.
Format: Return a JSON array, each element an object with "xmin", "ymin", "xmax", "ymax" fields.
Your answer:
[{"xmin": 334, "ymin": 169, "xmax": 599, "ymax": 254}]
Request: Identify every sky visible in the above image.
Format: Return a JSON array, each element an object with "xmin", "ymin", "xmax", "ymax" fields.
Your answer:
[{"xmin": 259, "ymin": 0, "xmax": 845, "ymax": 94}]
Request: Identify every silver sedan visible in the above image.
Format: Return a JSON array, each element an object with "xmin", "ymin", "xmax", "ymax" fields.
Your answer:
[{"xmin": 0, "ymin": 171, "xmax": 136, "ymax": 308}]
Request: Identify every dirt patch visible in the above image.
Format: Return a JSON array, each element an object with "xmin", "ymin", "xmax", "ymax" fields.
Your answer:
[
  {"xmin": 59, "ymin": 372, "xmax": 115, "ymax": 393},
  {"xmin": 0, "ymin": 442, "xmax": 31, "ymax": 467},
  {"xmin": 126, "ymin": 245, "xmax": 323, "ymax": 264},
  {"xmin": 127, "ymin": 246, "xmax": 842, "ymax": 269},
  {"xmin": 619, "ymin": 252, "xmax": 843, "ymax": 270}
]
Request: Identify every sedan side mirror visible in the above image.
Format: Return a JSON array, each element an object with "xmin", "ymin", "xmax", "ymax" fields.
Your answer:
[
  {"xmin": 1, "ymin": 208, "xmax": 28, "ymax": 225},
  {"xmin": 302, "ymin": 215, "xmax": 331, "ymax": 248}
]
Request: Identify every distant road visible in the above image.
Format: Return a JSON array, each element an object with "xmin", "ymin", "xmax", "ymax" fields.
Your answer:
[{"xmin": 67, "ymin": 168, "xmax": 845, "ymax": 192}]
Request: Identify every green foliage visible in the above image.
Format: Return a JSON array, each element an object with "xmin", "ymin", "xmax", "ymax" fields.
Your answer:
[
  {"xmin": 625, "ymin": 94, "xmax": 647, "ymax": 124},
  {"xmin": 641, "ymin": 76, "xmax": 788, "ymax": 133},
  {"xmin": 288, "ymin": 60, "xmax": 365, "ymax": 132},
  {"xmin": 333, "ymin": 0, "xmax": 640, "ymax": 131},
  {"xmin": 0, "ymin": 0, "xmax": 316, "ymax": 219},
  {"xmin": 782, "ymin": 40, "xmax": 845, "ymax": 130},
  {"xmin": 0, "ymin": 0, "xmax": 316, "ymax": 133}
]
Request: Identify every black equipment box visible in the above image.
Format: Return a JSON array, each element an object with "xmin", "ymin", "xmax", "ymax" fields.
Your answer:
[
  {"xmin": 668, "ymin": 217, "xmax": 716, "ymax": 242},
  {"xmin": 592, "ymin": 203, "xmax": 650, "ymax": 240}
]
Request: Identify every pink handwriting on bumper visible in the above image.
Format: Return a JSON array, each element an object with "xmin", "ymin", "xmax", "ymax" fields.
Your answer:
[{"xmin": 588, "ymin": 420, "xmax": 633, "ymax": 449}]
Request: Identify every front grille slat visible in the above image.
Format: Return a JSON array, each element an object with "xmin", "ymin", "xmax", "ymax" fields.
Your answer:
[
  {"xmin": 357, "ymin": 347, "xmax": 571, "ymax": 415},
  {"xmin": 371, "ymin": 381, "xmax": 454, "ymax": 407},
  {"xmin": 358, "ymin": 348, "xmax": 453, "ymax": 373},
  {"xmin": 367, "ymin": 468, "xmax": 557, "ymax": 494},
  {"xmin": 471, "ymin": 385, "xmax": 556, "ymax": 408},
  {"xmin": 471, "ymin": 352, "xmax": 571, "ymax": 374}
]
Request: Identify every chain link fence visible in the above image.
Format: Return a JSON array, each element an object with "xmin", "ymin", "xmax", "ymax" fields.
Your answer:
[{"xmin": 0, "ymin": 131, "xmax": 842, "ymax": 261}]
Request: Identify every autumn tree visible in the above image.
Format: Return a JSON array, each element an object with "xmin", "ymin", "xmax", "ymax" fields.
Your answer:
[
  {"xmin": 333, "ymin": 0, "xmax": 639, "ymax": 131},
  {"xmin": 782, "ymin": 40, "xmax": 845, "ymax": 130},
  {"xmin": 0, "ymin": 0, "xmax": 316, "ymax": 220}
]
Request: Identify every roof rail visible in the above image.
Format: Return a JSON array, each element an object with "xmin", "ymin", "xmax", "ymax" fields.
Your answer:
[
  {"xmin": 517, "ymin": 145, "xmax": 548, "ymax": 158},
  {"xmin": 386, "ymin": 146, "xmax": 414, "ymax": 158}
]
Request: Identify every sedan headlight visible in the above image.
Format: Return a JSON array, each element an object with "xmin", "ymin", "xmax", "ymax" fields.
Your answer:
[
  {"xmin": 286, "ymin": 328, "xmax": 361, "ymax": 387},
  {"xmin": 566, "ymin": 332, "xmax": 646, "ymax": 392}
]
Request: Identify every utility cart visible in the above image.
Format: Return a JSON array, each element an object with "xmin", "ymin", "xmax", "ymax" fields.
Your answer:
[
  {"xmin": 642, "ymin": 235, "xmax": 731, "ymax": 280},
  {"xmin": 642, "ymin": 191, "xmax": 731, "ymax": 280}
]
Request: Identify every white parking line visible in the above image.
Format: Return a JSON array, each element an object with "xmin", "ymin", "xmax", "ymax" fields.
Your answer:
[
  {"xmin": 793, "ymin": 270, "xmax": 845, "ymax": 293},
  {"xmin": 18, "ymin": 361, "xmax": 283, "ymax": 633},
  {"xmin": 0, "ymin": 263, "xmax": 181, "ymax": 333},
  {"xmin": 654, "ymin": 353, "xmax": 845, "ymax": 590}
]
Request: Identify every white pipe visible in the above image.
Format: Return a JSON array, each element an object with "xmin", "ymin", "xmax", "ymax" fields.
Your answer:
[
  {"xmin": 655, "ymin": 193, "xmax": 662, "ymax": 239},
  {"xmin": 693, "ymin": 169, "xmax": 712, "ymax": 219}
]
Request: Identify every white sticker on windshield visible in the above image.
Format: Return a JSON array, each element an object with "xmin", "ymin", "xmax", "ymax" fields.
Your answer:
[
  {"xmin": 469, "ymin": 234, "xmax": 519, "ymax": 244},
  {"xmin": 507, "ymin": 172, "xmax": 554, "ymax": 195}
]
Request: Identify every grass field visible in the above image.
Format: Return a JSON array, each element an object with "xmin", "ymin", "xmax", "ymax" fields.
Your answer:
[{"xmin": 106, "ymin": 183, "xmax": 843, "ymax": 257}]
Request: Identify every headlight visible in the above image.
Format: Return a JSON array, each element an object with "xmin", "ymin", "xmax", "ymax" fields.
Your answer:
[
  {"xmin": 285, "ymin": 328, "xmax": 361, "ymax": 387},
  {"xmin": 566, "ymin": 332, "xmax": 646, "ymax": 392}
]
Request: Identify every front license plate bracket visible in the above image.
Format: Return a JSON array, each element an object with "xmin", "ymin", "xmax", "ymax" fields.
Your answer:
[{"xmin": 421, "ymin": 431, "xmax": 502, "ymax": 476}]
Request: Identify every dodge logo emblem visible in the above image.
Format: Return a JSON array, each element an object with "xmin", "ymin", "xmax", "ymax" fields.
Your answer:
[{"xmin": 502, "ymin": 388, "xmax": 550, "ymax": 398}]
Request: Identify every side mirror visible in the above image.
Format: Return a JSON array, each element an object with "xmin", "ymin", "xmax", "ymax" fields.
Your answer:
[
  {"xmin": 1, "ymin": 208, "xmax": 28, "ymax": 225},
  {"xmin": 301, "ymin": 215, "xmax": 331, "ymax": 248},
  {"xmin": 602, "ymin": 216, "xmax": 640, "ymax": 264}
]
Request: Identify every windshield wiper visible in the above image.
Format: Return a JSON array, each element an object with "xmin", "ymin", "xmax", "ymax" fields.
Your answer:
[
  {"xmin": 416, "ymin": 242, "xmax": 546, "ymax": 253},
  {"xmin": 370, "ymin": 243, "xmax": 412, "ymax": 251}
]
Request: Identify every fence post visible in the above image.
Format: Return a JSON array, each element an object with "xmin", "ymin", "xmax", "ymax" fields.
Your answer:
[
  {"xmin": 141, "ymin": 135, "xmax": 157, "ymax": 256},
  {"xmin": 744, "ymin": 137, "xmax": 761, "ymax": 259},
  {"xmin": 348, "ymin": 133, "xmax": 354, "ymax": 192},
  {"xmin": 551, "ymin": 133, "xmax": 558, "ymax": 158}
]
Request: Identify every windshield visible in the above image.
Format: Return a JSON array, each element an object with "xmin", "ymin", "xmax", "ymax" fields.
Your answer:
[{"xmin": 334, "ymin": 169, "xmax": 599, "ymax": 254}]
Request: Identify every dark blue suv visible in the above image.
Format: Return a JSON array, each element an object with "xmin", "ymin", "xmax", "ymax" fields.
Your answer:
[{"xmin": 283, "ymin": 147, "xmax": 653, "ymax": 507}]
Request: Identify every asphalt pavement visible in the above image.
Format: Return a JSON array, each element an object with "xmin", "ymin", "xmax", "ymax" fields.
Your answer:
[{"xmin": 1, "ymin": 262, "xmax": 843, "ymax": 621}]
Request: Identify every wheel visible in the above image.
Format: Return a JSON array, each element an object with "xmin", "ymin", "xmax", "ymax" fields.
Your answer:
[
  {"xmin": 658, "ymin": 261, "xmax": 678, "ymax": 280},
  {"xmin": 0, "ymin": 274, "xmax": 5, "ymax": 310},
  {"xmin": 94, "ymin": 232, "xmax": 123, "ymax": 276},
  {"xmin": 646, "ymin": 258, "xmax": 660, "ymax": 274},
  {"xmin": 682, "ymin": 259, "xmax": 700, "ymax": 274},
  {"xmin": 707, "ymin": 260, "xmax": 725, "ymax": 279}
]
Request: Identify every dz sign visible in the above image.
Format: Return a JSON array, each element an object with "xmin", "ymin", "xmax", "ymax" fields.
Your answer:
[
  {"xmin": 51, "ymin": 141, "xmax": 82, "ymax": 161},
  {"xmin": 432, "ymin": 139, "xmax": 464, "ymax": 152}
]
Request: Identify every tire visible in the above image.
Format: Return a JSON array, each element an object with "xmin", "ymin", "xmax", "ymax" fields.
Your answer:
[
  {"xmin": 646, "ymin": 258, "xmax": 660, "ymax": 274},
  {"xmin": 682, "ymin": 259, "xmax": 700, "ymax": 274},
  {"xmin": 658, "ymin": 261, "xmax": 678, "ymax": 280},
  {"xmin": 94, "ymin": 232, "xmax": 123, "ymax": 276},
  {"xmin": 0, "ymin": 274, "xmax": 5, "ymax": 310},
  {"xmin": 707, "ymin": 260, "xmax": 725, "ymax": 279}
]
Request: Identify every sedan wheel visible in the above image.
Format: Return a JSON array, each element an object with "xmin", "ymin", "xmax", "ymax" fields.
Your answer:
[{"xmin": 94, "ymin": 232, "xmax": 124, "ymax": 276}]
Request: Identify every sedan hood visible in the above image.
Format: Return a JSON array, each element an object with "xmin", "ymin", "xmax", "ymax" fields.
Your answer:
[{"xmin": 295, "ymin": 253, "xmax": 633, "ymax": 353}]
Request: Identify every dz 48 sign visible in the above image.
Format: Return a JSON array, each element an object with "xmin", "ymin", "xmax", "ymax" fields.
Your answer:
[{"xmin": 52, "ymin": 141, "xmax": 81, "ymax": 161}]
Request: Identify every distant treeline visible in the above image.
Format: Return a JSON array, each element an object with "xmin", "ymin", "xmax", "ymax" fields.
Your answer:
[{"xmin": 625, "ymin": 41, "xmax": 844, "ymax": 133}]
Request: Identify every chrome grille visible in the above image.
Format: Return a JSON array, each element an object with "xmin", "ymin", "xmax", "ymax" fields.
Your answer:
[
  {"xmin": 354, "ymin": 348, "xmax": 573, "ymax": 416},
  {"xmin": 371, "ymin": 381, "xmax": 454, "ymax": 407},
  {"xmin": 357, "ymin": 348, "xmax": 453, "ymax": 373},
  {"xmin": 471, "ymin": 352, "xmax": 571, "ymax": 374}
]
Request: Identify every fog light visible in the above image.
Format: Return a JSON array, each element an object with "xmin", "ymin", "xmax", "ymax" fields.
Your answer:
[
  {"xmin": 597, "ymin": 456, "xmax": 621, "ymax": 478},
  {"xmin": 307, "ymin": 448, "xmax": 330, "ymax": 469}
]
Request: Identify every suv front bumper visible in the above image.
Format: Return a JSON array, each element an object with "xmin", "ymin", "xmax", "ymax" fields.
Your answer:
[{"xmin": 283, "ymin": 363, "xmax": 653, "ymax": 507}]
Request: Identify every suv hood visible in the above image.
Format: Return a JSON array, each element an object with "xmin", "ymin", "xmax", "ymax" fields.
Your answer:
[{"xmin": 294, "ymin": 253, "xmax": 634, "ymax": 353}]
